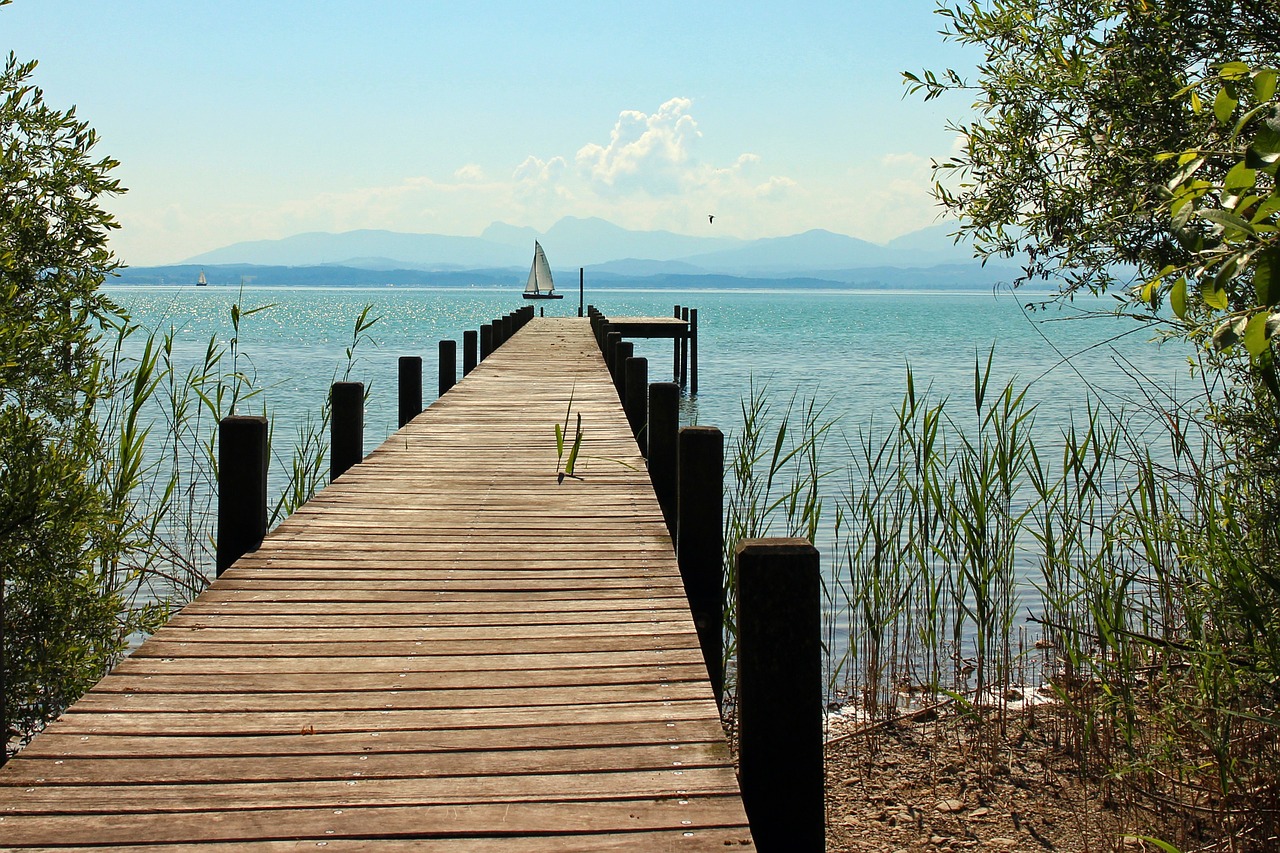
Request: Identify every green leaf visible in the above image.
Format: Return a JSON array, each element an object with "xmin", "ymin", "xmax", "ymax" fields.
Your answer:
[
  {"xmin": 1248, "ymin": 124, "xmax": 1280, "ymax": 168},
  {"xmin": 1170, "ymin": 276, "xmax": 1188, "ymax": 319},
  {"xmin": 1251, "ymin": 193, "xmax": 1280, "ymax": 224},
  {"xmin": 1243, "ymin": 311, "xmax": 1272, "ymax": 356},
  {"xmin": 1140, "ymin": 278, "xmax": 1159, "ymax": 306},
  {"xmin": 1220, "ymin": 62, "xmax": 1252, "ymax": 82},
  {"xmin": 1254, "ymin": 69, "xmax": 1278, "ymax": 103},
  {"xmin": 1197, "ymin": 208, "xmax": 1256, "ymax": 239},
  {"xmin": 1130, "ymin": 837, "xmax": 1182, "ymax": 853},
  {"xmin": 1256, "ymin": 246, "xmax": 1280, "ymax": 305},
  {"xmin": 564, "ymin": 413, "xmax": 583, "ymax": 475},
  {"xmin": 1201, "ymin": 279, "xmax": 1229, "ymax": 311},
  {"xmin": 1224, "ymin": 161, "xmax": 1257, "ymax": 192},
  {"xmin": 1214, "ymin": 87, "xmax": 1239, "ymax": 123}
]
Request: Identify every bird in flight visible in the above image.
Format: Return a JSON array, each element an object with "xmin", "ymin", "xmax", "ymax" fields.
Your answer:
[{"xmin": 708, "ymin": 214, "xmax": 715, "ymax": 224}]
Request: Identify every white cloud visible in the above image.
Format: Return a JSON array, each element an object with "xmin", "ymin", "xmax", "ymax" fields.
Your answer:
[{"xmin": 574, "ymin": 97, "xmax": 701, "ymax": 195}]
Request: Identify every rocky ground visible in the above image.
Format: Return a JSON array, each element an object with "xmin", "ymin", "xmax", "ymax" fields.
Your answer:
[{"xmin": 823, "ymin": 705, "xmax": 1147, "ymax": 853}]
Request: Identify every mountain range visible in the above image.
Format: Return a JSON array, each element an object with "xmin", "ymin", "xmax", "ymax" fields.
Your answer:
[{"xmin": 118, "ymin": 216, "xmax": 1030, "ymax": 289}]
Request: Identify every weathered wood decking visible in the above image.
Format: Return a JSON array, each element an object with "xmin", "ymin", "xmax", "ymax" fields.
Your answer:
[{"xmin": 0, "ymin": 317, "xmax": 752, "ymax": 850}]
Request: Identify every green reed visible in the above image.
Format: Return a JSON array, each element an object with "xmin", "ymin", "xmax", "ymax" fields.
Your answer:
[
  {"xmin": 722, "ymin": 379, "xmax": 834, "ymax": 679},
  {"xmin": 729, "ymin": 352, "xmax": 1278, "ymax": 847}
]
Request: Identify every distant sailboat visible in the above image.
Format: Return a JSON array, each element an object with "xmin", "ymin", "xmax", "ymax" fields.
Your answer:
[
  {"xmin": 522, "ymin": 241, "xmax": 563, "ymax": 300},
  {"xmin": 196, "ymin": 269, "xmax": 208, "ymax": 287}
]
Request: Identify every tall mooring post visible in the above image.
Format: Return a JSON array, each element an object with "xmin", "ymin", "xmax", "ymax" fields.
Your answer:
[
  {"xmin": 398, "ymin": 356, "xmax": 422, "ymax": 428},
  {"xmin": 680, "ymin": 306, "xmax": 690, "ymax": 389},
  {"xmin": 647, "ymin": 382, "xmax": 680, "ymax": 535},
  {"xmin": 735, "ymin": 538, "xmax": 824, "ymax": 853},
  {"xmin": 676, "ymin": 425, "xmax": 724, "ymax": 704},
  {"xmin": 462, "ymin": 330, "xmax": 478, "ymax": 375},
  {"xmin": 623, "ymin": 356, "xmax": 647, "ymax": 447},
  {"xmin": 689, "ymin": 307, "xmax": 699, "ymax": 396},
  {"xmin": 217, "ymin": 415, "xmax": 269, "ymax": 577},
  {"xmin": 330, "ymin": 381, "xmax": 363, "ymax": 482},
  {"xmin": 438, "ymin": 340, "xmax": 457, "ymax": 398}
]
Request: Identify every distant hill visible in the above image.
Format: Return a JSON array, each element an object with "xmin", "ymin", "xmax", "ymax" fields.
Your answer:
[
  {"xmin": 114, "ymin": 260, "xmax": 1033, "ymax": 292},
  {"xmin": 146, "ymin": 216, "xmax": 1045, "ymax": 292},
  {"xmin": 177, "ymin": 216, "xmax": 995, "ymax": 277},
  {"xmin": 677, "ymin": 229, "xmax": 891, "ymax": 273}
]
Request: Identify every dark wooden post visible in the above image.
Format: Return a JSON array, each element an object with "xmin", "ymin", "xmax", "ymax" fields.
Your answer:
[
  {"xmin": 624, "ymin": 356, "xmax": 648, "ymax": 446},
  {"xmin": 680, "ymin": 306, "xmax": 690, "ymax": 389},
  {"xmin": 398, "ymin": 356, "xmax": 422, "ymax": 428},
  {"xmin": 673, "ymin": 305, "xmax": 682, "ymax": 381},
  {"xmin": 480, "ymin": 324, "xmax": 493, "ymax": 360},
  {"xmin": 614, "ymin": 341, "xmax": 633, "ymax": 398},
  {"xmin": 217, "ymin": 415, "xmax": 268, "ymax": 577},
  {"xmin": 690, "ymin": 307, "xmax": 699, "ymax": 396},
  {"xmin": 463, "ymin": 329, "xmax": 477, "ymax": 375},
  {"xmin": 605, "ymin": 330, "xmax": 621, "ymax": 375},
  {"xmin": 330, "ymin": 381, "xmax": 363, "ymax": 482},
  {"xmin": 676, "ymin": 425, "xmax": 724, "ymax": 704},
  {"xmin": 491, "ymin": 317, "xmax": 505, "ymax": 349},
  {"xmin": 648, "ymin": 382, "xmax": 680, "ymax": 535},
  {"xmin": 579, "ymin": 268, "xmax": 584, "ymax": 317},
  {"xmin": 438, "ymin": 340, "xmax": 456, "ymax": 398},
  {"xmin": 735, "ymin": 538, "xmax": 824, "ymax": 853}
]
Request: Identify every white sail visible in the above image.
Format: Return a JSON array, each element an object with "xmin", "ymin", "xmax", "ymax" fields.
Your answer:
[
  {"xmin": 197, "ymin": 270, "xmax": 207, "ymax": 286},
  {"xmin": 524, "ymin": 241, "xmax": 554, "ymax": 295}
]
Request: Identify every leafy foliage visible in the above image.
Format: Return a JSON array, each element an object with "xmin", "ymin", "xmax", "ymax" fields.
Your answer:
[
  {"xmin": 0, "ymin": 49, "xmax": 163, "ymax": 757},
  {"xmin": 906, "ymin": 0, "xmax": 1280, "ymax": 304}
]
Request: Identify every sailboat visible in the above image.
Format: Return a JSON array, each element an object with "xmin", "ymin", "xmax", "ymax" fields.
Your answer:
[
  {"xmin": 522, "ymin": 241, "xmax": 563, "ymax": 299},
  {"xmin": 196, "ymin": 269, "xmax": 208, "ymax": 287}
]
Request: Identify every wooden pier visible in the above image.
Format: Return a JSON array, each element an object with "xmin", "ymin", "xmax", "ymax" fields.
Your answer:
[{"xmin": 0, "ymin": 317, "xmax": 753, "ymax": 849}]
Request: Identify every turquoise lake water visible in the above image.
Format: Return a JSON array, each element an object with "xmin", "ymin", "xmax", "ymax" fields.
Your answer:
[
  {"xmin": 107, "ymin": 284, "xmax": 1200, "ymax": 671},
  {"xmin": 109, "ymin": 284, "xmax": 1196, "ymax": 449}
]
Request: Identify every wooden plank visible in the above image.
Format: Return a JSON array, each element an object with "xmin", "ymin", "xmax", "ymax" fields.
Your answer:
[
  {"xmin": 50, "ymin": 698, "xmax": 720, "ymax": 736},
  {"xmin": 0, "ymin": 767, "xmax": 741, "ymax": 813},
  {"xmin": 3, "ymin": 833, "xmax": 754, "ymax": 853},
  {"xmin": 0, "ymin": 797, "xmax": 750, "ymax": 846}
]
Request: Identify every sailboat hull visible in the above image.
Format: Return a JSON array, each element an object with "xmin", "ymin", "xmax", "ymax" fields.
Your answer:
[{"xmin": 522, "ymin": 292, "xmax": 564, "ymax": 300}]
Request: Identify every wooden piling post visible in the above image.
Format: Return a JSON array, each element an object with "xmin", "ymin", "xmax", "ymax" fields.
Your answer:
[
  {"xmin": 398, "ymin": 356, "xmax": 422, "ymax": 428},
  {"xmin": 614, "ymin": 341, "xmax": 633, "ymax": 399},
  {"xmin": 735, "ymin": 538, "xmax": 824, "ymax": 853},
  {"xmin": 673, "ymin": 305, "xmax": 682, "ymax": 381},
  {"xmin": 605, "ymin": 330, "xmax": 621, "ymax": 375},
  {"xmin": 690, "ymin": 307, "xmax": 699, "ymax": 396},
  {"xmin": 438, "ymin": 340, "xmax": 457, "ymax": 398},
  {"xmin": 676, "ymin": 425, "xmax": 724, "ymax": 704},
  {"xmin": 648, "ymin": 382, "xmax": 679, "ymax": 535},
  {"xmin": 330, "ymin": 381, "xmax": 363, "ymax": 483},
  {"xmin": 492, "ymin": 317, "xmax": 505, "ymax": 349},
  {"xmin": 680, "ymin": 306, "xmax": 690, "ymax": 389},
  {"xmin": 480, "ymin": 324, "xmax": 493, "ymax": 360},
  {"xmin": 578, "ymin": 268, "xmax": 584, "ymax": 317},
  {"xmin": 463, "ymin": 330, "xmax": 477, "ymax": 375},
  {"xmin": 217, "ymin": 415, "xmax": 268, "ymax": 577},
  {"xmin": 623, "ymin": 356, "xmax": 647, "ymax": 446}
]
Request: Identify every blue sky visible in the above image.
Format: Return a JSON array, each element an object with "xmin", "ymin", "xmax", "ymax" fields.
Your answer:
[{"xmin": 7, "ymin": 1, "xmax": 977, "ymax": 265}]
